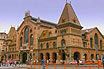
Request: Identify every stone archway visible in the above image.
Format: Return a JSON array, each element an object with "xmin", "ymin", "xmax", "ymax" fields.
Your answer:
[
  {"xmin": 46, "ymin": 53, "xmax": 50, "ymax": 60},
  {"xmin": 60, "ymin": 50, "xmax": 66, "ymax": 63},
  {"xmin": 40, "ymin": 53, "xmax": 43, "ymax": 61},
  {"xmin": 91, "ymin": 54, "xmax": 94, "ymax": 60},
  {"xmin": 52, "ymin": 53, "xmax": 57, "ymax": 63},
  {"xmin": 22, "ymin": 53, "xmax": 27, "ymax": 63},
  {"xmin": 74, "ymin": 52, "xmax": 80, "ymax": 60},
  {"xmin": 60, "ymin": 52, "xmax": 66, "ymax": 63}
]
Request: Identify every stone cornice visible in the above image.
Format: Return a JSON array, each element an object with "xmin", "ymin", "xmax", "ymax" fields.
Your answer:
[
  {"xmin": 8, "ymin": 44, "xmax": 16, "ymax": 46},
  {"xmin": 56, "ymin": 22, "xmax": 83, "ymax": 29},
  {"xmin": 58, "ymin": 33, "xmax": 82, "ymax": 37},
  {"xmin": 39, "ymin": 36, "xmax": 57, "ymax": 42},
  {"xmin": 6, "ymin": 51, "xmax": 19, "ymax": 53},
  {"xmin": 33, "ymin": 48, "xmax": 57, "ymax": 51}
]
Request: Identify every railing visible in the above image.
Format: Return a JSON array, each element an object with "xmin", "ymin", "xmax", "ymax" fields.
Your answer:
[{"xmin": 28, "ymin": 61, "xmax": 103, "ymax": 69}]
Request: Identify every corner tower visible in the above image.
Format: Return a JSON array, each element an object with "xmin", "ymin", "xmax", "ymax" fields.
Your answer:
[{"xmin": 56, "ymin": 2, "xmax": 83, "ymax": 61}]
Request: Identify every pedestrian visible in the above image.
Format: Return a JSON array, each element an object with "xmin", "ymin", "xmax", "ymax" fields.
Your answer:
[
  {"xmin": 12, "ymin": 60, "xmax": 14, "ymax": 66},
  {"xmin": 10, "ymin": 60, "xmax": 12, "ymax": 66},
  {"xmin": 15, "ymin": 61, "xmax": 16, "ymax": 66},
  {"xmin": 41, "ymin": 59, "xmax": 45, "ymax": 69},
  {"xmin": 92, "ymin": 58, "xmax": 95, "ymax": 63},
  {"xmin": 76, "ymin": 57, "xmax": 79, "ymax": 64},
  {"xmin": 6, "ymin": 60, "xmax": 8, "ymax": 67},
  {"xmin": 47, "ymin": 60, "xmax": 49, "ymax": 63},
  {"xmin": 0, "ymin": 60, "xmax": 1, "ymax": 66},
  {"xmin": 102, "ymin": 57, "xmax": 104, "ymax": 69}
]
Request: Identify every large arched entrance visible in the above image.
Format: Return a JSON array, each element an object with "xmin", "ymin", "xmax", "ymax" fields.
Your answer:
[
  {"xmin": 91, "ymin": 54, "xmax": 94, "ymax": 60},
  {"xmin": 74, "ymin": 52, "xmax": 80, "ymax": 60},
  {"xmin": 52, "ymin": 53, "xmax": 57, "ymax": 63},
  {"xmin": 40, "ymin": 53, "xmax": 43, "ymax": 61},
  {"xmin": 46, "ymin": 53, "xmax": 50, "ymax": 60},
  {"xmin": 60, "ymin": 52, "xmax": 66, "ymax": 63},
  {"xmin": 60, "ymin": 50, "xmax": 66, "ymax": 63},
  {"xmin": 22, "ymin": 53, "xmax": 27, "ymax": 63}
]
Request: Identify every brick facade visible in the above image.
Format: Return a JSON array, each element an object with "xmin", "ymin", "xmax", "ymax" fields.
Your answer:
[{"xmin": 1, "ymin": 2, "xmax": 104, "ymax": 63}]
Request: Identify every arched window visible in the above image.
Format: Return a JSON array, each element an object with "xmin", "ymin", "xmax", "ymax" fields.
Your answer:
[
  {"xmin": 30, "ymin": 34, "xmax": 33, "ymax": 46},
  {"xmin": 24, "ymin": 26, "xmax": 29, "ymax": 43},
  {"xmin": 91, "ymin": 54, "xmax": 94, "ymax": 60},
  {"xmin": 53, "ymin": 42, "xmax": 56, "ymax": 48},
  {"xmin": 90, "ymin": 38, "xmax": 93, "ymax": 48},
  {"xmin": 20, "ymin": 37, "xmax": 22, "ymax": 47},
  {"xmin": 100, "ymin": 40, "xmax": 102, "ymax": 49},
  {"xmin": 46, "ymin": 43, "xmax": 49, "ymax": 48},
  {"xmin": 61, "ymin": 39, "xmax": 66, "ymax": 47},
  {"xmin": 94, "ymin": 33, "xmax": 98, "ymax": 49},
  {"xmin": 41, "ymin": 44, "xmax": 43, "ymax": 49}
]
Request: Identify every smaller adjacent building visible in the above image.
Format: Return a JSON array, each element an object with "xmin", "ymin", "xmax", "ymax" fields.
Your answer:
[
  {"xmin": 2, "ymin": 27, "xmax": 19, "ymax": 61},
  {"xmin": 82, "ymin": 27, "xmax": 104, "ymax": 60},
  {"xmin": 0, "ymin": 32, "xmax": 7, "ymax": 61}
]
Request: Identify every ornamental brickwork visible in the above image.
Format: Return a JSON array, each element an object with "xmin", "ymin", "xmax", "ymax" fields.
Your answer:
[{"xmin": 1, "ymin": 2, "xmax": 104, "ymax": 63}]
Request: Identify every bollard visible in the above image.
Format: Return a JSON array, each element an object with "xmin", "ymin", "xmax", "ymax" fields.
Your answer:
[
  {"xmin": 46, "ymin": 63, "xmax": 48, "ymax": 69},
  {"xmin": 34, "ymin": 61, "xmax": 35, "ymax": 69},
  {"xmin": 30, "ymin": 61, "xmax": 32, "ymax": 69},
  {"xmin": 89, "ymin": 63, "xmax": 91, "ymax": 69},
  {"xmin": 98, "ymin": 60, "xmax": 101, "ymax": 69},
  {"xmin": 76, "ymin": 63, "xmax": 77, "ymax": 69},
  {"xmin": 39, "ymin": 63, "xmax": 41, "ymax": 69},
  {"xmin": 98, "ymin": 60, "xmax": 101, "ymax": 67},
  {"xmin": 64, "ymin": 63, "xmax": 66, "ymax": 69},
  {"xmin": 54, "ymin": 63, "xmax": 56, "ymax": 69}
]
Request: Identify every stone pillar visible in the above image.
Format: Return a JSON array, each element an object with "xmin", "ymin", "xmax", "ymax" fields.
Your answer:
[
  {"xmin": 35, "ymin": 24, "xmax": 40, "ymax": 49},
  {"xmin": 43, "ymin": 53, "xmax": 46, "ymax": 61},
  {"xmin": 50, "ymin": 53, "xmax": 53, "ymax": 63},
  {"xmin": 66, "ymin": 54, "xmax": 69, "ymax": 63},
  {"xmin": 81, "ymin": 50, "xmax": 84, "ymax": 60},
  {"xmin": 20, "ymin": 53, "xmax": 22, "ymax": 63},
  {"xmin": 56, "ymin": 53, "xmax": 60, "ymax": 63},
  {"xmin": 27, "ymin": 53, "xmax": 29, "ymax": 61},
  {"xmin": 68, "ymin": 35, "xmax": 71, "ymax": 46}
]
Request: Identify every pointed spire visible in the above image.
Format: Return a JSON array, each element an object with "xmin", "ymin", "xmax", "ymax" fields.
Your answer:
[
  {"xmin": 70, "ymin": 1, "xmax": 71, "ymax": 4},
  {"xmin": 58, "ymin": 2, "xmax": 81, "ymax": 26},
  {"xmin": 37, "ymin": 17, "xmax": 40, "ymax": 23},
  {"xmin": 66, "ymin": 0, "xmax": 67, "ymax": 3},
  {"xmin": 25, "ymin": 10, "xmax": 30, "ymax": 17}
]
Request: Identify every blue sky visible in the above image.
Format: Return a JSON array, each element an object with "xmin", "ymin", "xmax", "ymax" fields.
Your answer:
[{"xmin": 0, "ymin": 0, "xmax": 104, "ymax": 34}]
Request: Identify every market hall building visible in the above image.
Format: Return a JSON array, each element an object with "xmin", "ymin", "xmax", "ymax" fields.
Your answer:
[{"xmin": 2, "ymin": 2, "xmax": 104, "ymax": 63}]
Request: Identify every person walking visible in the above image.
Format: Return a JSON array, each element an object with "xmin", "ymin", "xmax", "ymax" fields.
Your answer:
[
  {"xmin": 10, "ymin": 60, "xmax": 12, "ymax": 66},
  {"xmin": 6, "ymin": 60, "xmax": 8, "ymax": 67},
  {"xmin": 41, "ymin": 59, "xmax": 45, "ymax": 69},
  {"xmin": 76, "ymin": 58, "xmax": 79, "ymax": 64},
  {"xmin": 14, "ymin": 61, "xmax": 16, "ymax": 66},
  {"xmin": 103, "ymin": 57, "xmax": 104, "ymax": 69}
]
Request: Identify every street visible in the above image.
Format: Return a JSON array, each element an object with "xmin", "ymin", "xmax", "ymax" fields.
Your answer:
[{"xmin": 0, "ymin": 64, "xmax": 104, "ymax": 69}]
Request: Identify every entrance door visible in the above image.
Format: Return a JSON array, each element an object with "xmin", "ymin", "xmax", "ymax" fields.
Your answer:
[
  {"xmin": 40, "ymin": 53, "xmax": 43, "ymax": 61},
  {"xmin": 53, "ymin": 53, "xmax": 57, "ymax": 63},
  {"xmin": 46, "ymin": 53, "xmax": 50, "ymax": 60},
  {"xmin": 74, "ymin": 52, "xmax": 80, "ymax": 60},
  {"xmin": 22, "ymin": 53, "xmax": 27, "ymax": 63}
]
